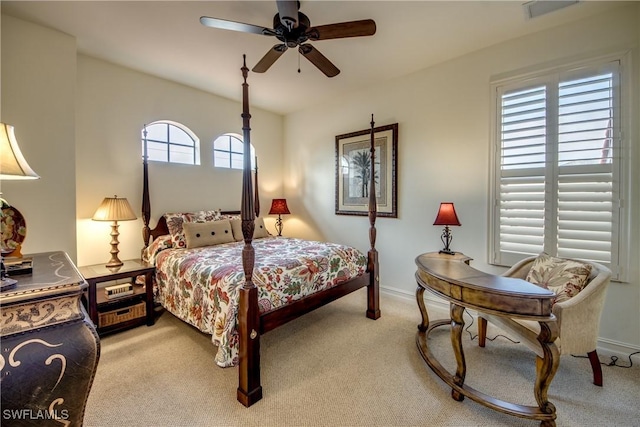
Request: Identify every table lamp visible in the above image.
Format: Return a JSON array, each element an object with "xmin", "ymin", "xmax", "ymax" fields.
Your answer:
[
  {"xmin": 268, "ymin": 198, "xmax": 290, "ymax": 236},
  {"xmin": 1, "ymin": 123, "xmax": 40, "ymax": 290},
  {"xmin": 92, "ymin": 195, "xmax": 137, "ymax": 268},
  {"xmin": 433, "ymin": 202, "xmax": 461, "ymax": 255}
]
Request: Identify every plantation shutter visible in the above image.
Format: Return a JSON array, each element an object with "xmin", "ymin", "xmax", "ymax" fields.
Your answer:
[
  {"xmin": 497, "ymin": 84, "xmax": 547, "ymax": 262},
  {"xmin": 492, "ymin": 60, "xmax": 622, "ymax": 276},
  {"xmin": 556, "ymin": 71, "xmax": 616, "ymax": 264},
  {"xmin": 557, "ymin": 168, "xmax": 613, "ymax": 263}
]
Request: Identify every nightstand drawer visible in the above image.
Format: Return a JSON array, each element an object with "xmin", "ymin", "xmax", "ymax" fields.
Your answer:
[{"xmin": 99, "ymin": 301, "xmax": 146, "ymax": 328}]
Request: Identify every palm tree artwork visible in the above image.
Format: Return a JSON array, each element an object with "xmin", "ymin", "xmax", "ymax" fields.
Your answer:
[{"xmin": 349, "ymin": 149, "xmax": 379, "ymax": 198}]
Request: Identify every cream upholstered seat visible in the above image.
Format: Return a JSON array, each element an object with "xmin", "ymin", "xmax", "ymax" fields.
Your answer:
[{"xmin": 477, "ymin": 255, "xmax": 611, "ymax": 386}]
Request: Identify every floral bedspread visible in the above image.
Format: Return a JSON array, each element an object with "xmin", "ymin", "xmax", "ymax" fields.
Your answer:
[{"xmin": 152, "ymin": 236, "xmax": 367, "ymax": 367}]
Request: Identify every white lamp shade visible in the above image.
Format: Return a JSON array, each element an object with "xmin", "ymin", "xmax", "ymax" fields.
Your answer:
[{"xmin": 0, "ymin": 123, "xmax": 40, "ymax": 180}]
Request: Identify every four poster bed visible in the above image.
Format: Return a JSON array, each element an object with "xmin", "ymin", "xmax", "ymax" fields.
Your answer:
[{"xmin": 140, "ymin": 56, "xmax": 380, "ymax": 407}]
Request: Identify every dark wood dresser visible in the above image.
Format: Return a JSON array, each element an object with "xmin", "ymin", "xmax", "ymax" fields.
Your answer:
[{"xmin": 0, "ymin": 251, "xmax": 100, "ymax": 426}]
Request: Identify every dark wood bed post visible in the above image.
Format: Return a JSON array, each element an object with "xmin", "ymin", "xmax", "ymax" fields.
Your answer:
[
  {"xmin": 254, "ymin": 157, "xmax": 260, "ymax": 217},
  {"xmin": 237, "ymin": 55, "xmax": 263, "ymax": 407},
  {"xmin": 142, "ymin": 125, "xmax": 151, "ymax": 250},
  {"xmin": 366, "ymin": 114, "xmax": 381, "ymax": 319}
]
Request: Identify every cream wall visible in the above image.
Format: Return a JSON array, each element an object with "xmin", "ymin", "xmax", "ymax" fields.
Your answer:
[
  {"xmin": 1, "ymin": 14, "xmax": 77, "ymax": 260},
  {"xmin": 1, "ymin": 5, "xmax": 638, "ymax": 354},
  {"xmin": 283, "ymin": 4, "xmax": 640, "ymax": 353},
  {"xmin": 1, "ymin": 15, "xmax": 284, "ymax": 268},
  {"xmin": 74, "ymin": 56, "xmax": 284, "ymax": 266}
]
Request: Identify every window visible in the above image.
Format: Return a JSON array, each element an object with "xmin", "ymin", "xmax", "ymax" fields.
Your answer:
[
  {"xmin": 489, "ymin": 55, "xmax": 629, "ymax": 281},
  {"xmin": 142, "ymin": 121, "xmax": 200, "ymax": 165},
  {"xmin": 213, "ymin": 133, "xmax": 255, "ymax": 170}
]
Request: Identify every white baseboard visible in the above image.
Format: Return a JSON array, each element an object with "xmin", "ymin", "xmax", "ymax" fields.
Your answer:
[
  {"xmin": 379, "ymin": 285, "xmax": 413, "ymax": 301},
  {"xmin": 381, "ymin": 284, "xmax": 445, "ymax": 305},
  {"xmin": 380, "ymin": 284, "xmax": 640, "ymax": 359},
  {"xmin": 597, "ymin": 338, "xmax": 640, "ymax": 359}
]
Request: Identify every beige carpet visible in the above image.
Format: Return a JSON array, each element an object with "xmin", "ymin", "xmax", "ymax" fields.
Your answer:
[{"xmin": 84, "ymin": 291, "xmax": 639, "ymax": 426}]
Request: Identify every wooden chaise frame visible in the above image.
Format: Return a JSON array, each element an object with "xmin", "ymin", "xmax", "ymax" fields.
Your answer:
[{"xmin": 141, "ymin": 55, "xmax": 380, "ymax": 407}]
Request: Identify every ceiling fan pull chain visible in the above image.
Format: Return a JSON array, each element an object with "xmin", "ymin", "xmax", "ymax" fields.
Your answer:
[{"xmin": 298, "ymin": 50, "xmax": 301, "ymax": 74}]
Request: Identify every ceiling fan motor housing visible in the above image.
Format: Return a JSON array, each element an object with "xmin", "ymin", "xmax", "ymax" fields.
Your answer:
[{"xmin": 273, "ymin": 12, "xmax": 311, "ymax": 47}]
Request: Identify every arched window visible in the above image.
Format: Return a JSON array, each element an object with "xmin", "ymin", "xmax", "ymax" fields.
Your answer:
[
  {"xmin": 142, "ymin": 121, "xmax": 200, "ymax": 165},
  {"xmin": 213, "ymin": 133, "xmax": 256, "ymax": 170}
]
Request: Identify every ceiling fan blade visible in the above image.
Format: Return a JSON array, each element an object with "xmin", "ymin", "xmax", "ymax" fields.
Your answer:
[
  {"xmin": 252, "ymin": 44, "xmax": 288, "ymax": 73},
  {"xmin": 306, "ymin": 19, "xmax": 376, "ymax": 41},
  {"xmin": 299, "ymin": 44, "xmax": 340, "ymax": 78},
  {"xmin": 200, "ymin": 16, "xmax": 276, "ymax": 36}
]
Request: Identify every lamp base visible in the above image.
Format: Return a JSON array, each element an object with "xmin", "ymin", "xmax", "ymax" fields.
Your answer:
[
  {"xmin": 274, "ymin": 215, "xmax": 284, "ymax": 237},
  {"xmin": 105, "ymin": 221, "xmax": 123, "ymax": 268},
  {"xmin": 105, "ymin": 257, "xmax": 124, "ymax": 269},
  {"xmin": 438, "ymin": 226, "xmax": 456, "ymax": 256},
  {"xmin": 439, "ymin": 249, "xmax": 456, "ymax": 255}
]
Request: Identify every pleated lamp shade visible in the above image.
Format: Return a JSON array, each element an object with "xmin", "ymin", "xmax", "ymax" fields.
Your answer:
[{"xmin": 92, "ymin": 196, "xmax": 137, "ymax": 222}]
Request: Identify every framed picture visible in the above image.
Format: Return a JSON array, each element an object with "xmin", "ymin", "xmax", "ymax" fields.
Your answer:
[{"xmin": 335, "ymin": 123, "xmax": 398, "ymax": 217}]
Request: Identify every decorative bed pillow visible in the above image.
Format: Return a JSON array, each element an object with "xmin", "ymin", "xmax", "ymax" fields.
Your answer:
[
  {"xmin": 183, "ymin": 220, "xmax": 235, "ymax": 249},
  {"xmin": 165, "ymin": 210, "xmax": 221, "ymax": 248},
  {"xmin": 525, "ymin": 253, "xmax": 593, "ymax": 305},
  {"xmin": 218, "ymin": 213, "xmax": 241, "ymax": 221},
  {"xmin": 230, "ymin": 219, "xmax": 243, "ymax": 242},
  {"xmin": 230, "ymin": 217, "xmax": 271, "ymax": 242},
  {"xmin": 254, "ymin": 217, "xmax": 270, "ymax": 238},
  {"xmin": 142, "ymin": 235, "xmax": 173, "ymax": 264}
]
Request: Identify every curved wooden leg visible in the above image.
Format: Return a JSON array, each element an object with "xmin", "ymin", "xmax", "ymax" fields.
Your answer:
[
  {"xmin": 416, "ymin": 286, "xmax": 429, "ymax": 332},
  {"xmin": 534, "ymin": 321, "xmax": 559, "ymax": 422},
  {"xmin": 478, "ymin": 317, "xmax": 487, "ymax": 348},
  {"xmin": 450, "ymin": 303, "xmax": 466, "ymax": 402},
  {"xmin": 588, "ymin": 350, "xmax": 603, "ymax": 386}
]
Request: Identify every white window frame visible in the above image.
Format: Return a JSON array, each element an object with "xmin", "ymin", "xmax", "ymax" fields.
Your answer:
[
  {"xmin": 142, "ymin": 120, "xmax": 200, "ymax": 165},
  {"xmin": 213, "ymin": 133, "xmax": 256, "ymax": 170},
  {"xmin": 488, "ymin": 52, "xmax": 631, "ymax": 282}
]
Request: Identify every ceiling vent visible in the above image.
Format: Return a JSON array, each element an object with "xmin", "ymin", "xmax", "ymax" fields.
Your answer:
[{"xmin": 523, "ymin": 1, "xmax": 580, "ymax": 19}]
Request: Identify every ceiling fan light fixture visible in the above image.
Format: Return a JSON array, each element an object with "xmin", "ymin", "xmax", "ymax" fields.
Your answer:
[{"xmin": 281, "ymin": 17, "xmax": 296, "ymax": 31}]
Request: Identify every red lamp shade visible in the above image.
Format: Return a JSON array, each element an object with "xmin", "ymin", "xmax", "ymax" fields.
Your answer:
[
  {"xmin": 433, "ymin": 202, "xmax": 461, "ymax": 226},
  {"xmin": 269, "ymin": 199, "xmax": 291, "ymax": 215}
]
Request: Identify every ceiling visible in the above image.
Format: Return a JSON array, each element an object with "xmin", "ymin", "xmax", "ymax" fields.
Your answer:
[{"xmin": 1, "ymin": 1, "xmax": 626, "ymax": 115}]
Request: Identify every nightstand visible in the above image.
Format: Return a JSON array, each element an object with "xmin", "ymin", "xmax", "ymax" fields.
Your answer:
[
  {"xmin": 79, "ymin": 259, "xmax": 155, "ymax": 335},
  {"xmin": 1, "ymin": 251, "xmax": 99, "ymax": 425}
]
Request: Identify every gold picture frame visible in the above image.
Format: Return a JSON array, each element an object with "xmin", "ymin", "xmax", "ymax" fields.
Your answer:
[{"xmin": 335, "ymin": 123, "xmax": 398, "ymax": 217}]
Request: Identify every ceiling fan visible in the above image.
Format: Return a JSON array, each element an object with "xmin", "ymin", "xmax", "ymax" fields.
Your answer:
[{"xmin": 200, "ymin": 0, "xmax": 376, "ymax": 77}]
